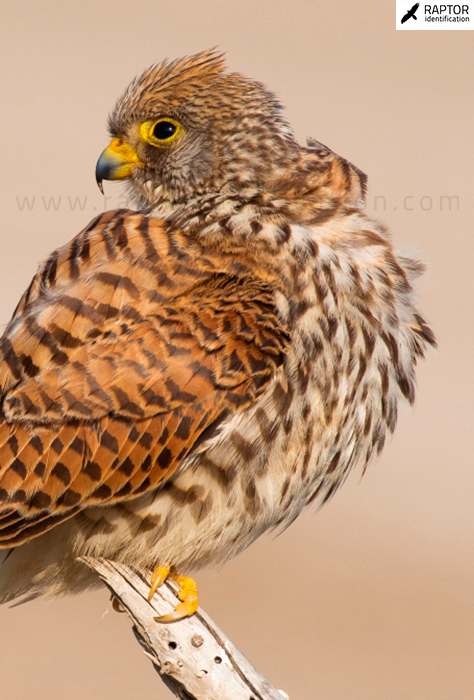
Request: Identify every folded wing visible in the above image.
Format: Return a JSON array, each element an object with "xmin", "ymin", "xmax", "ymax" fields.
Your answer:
[{"xmin": 0, "ymin": 210, "xmax": 288, "ymax": 546}]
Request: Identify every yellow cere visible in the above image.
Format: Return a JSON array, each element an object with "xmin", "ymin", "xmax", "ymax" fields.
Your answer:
[{"xmin": 107, "ymin": 137, "xmax": 142, "ymax": 162}]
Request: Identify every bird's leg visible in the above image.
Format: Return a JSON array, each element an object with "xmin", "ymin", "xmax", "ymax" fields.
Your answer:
[{"xmin": 148, "ymin": 564, "xmax": 199, "ymax": 622}]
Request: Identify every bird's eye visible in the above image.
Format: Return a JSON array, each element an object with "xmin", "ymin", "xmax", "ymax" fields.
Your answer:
[
  {"xmin": 140, "ymin": 118, "xmax": 183, "ymax": 146},
  {"xmin": 152, "ymin": 120, "xmax": 176, "ymax": 140}
]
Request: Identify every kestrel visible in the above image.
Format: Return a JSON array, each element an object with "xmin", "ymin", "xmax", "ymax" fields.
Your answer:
[{"xmin": 0, "ymin": 50, "xmax": 435, "ymax": 620}]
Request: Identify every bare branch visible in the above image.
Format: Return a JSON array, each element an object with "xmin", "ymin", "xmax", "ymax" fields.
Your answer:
[{"xmin": 81, "ymin": 557, "xmax": 289, "ymax": 700}]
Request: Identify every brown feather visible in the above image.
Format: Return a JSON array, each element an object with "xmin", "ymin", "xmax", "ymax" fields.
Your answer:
[
  {"xmin": 0, "ymin": 52, "xmax": 435, "ymax": 604},
  {"xmin": 0, "ymin": 211, "xmax": 288, "ymax": 545}
]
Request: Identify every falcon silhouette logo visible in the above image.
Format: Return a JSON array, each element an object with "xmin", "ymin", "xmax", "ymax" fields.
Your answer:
[{"xmin": 401, "ymin": 2, "xmax": 420, "ymax": 23}]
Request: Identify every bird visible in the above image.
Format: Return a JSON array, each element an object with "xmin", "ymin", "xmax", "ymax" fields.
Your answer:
[
  {"xmin": 0, "ymin": 50, "xmax": 435, "ymax": 620},
  {"xmin": 401, "ymin": 2, "xmax": 420, "ymax": 23}
]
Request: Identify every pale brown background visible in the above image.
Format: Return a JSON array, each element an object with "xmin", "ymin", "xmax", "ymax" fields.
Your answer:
[{"xmin": 0, "ymin": 1, "xmax": 472, "ymax": 698}]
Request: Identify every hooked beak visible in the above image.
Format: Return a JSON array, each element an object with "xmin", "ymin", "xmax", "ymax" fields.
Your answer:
[{"xmin": 95, "ymin": 138, "xmax": 144, "ymax": 193}]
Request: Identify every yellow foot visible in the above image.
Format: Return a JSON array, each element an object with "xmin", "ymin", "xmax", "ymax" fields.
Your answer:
[
  {"xmin": 148, "ymin": 564, "xmax": 171, "ymax": 602},
  {"xmin": 148, "ymin": 565, "xmax": 199, "ymax": 622}
]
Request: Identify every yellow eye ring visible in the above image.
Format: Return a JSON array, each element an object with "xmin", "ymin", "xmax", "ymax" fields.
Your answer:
[{"xmin": 140, "ymin": 118, "xmax": 183, "ymax": 147}]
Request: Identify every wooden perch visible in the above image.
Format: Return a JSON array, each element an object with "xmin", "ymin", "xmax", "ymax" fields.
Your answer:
[{"xmin": 81, "ymin": 557, "xmax": 289, "ymax": 700}]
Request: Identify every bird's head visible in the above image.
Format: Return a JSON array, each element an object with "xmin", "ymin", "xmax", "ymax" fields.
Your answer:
[{"xmin": 96, "ymin": 50, "xmax": 298, "ymax": 211}]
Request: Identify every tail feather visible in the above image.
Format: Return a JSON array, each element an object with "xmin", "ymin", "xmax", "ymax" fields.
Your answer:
[{"xmin": 0, "ymin": 519, "xmax": 98, "ymax": 605}]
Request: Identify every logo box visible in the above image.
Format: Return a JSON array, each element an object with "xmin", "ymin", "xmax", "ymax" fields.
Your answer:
[{"xmin": 396, "ymin": 1, "xmax": 474, "ymax": 28}]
